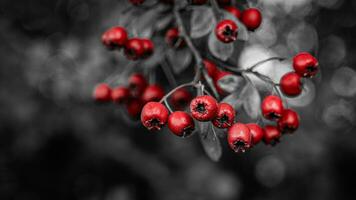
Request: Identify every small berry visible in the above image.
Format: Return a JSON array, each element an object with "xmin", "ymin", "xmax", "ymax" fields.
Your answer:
[
  {"xmin": 261, "ymin": 95, "xmax": 284, "ymax": 120},
  {"xmin": 215, "ymin": 19, "xmax": 238, "ymax": 43},
  {"xmin": 168, "ymin": 111, "xmax": 195, "ymax": 137},
  {"xmin": 170, "ymin": 88, "xmax": 192, "ymax": 110},
  {"xmin": 280, "ymin": 72, "xmax": 302, "ymax": 97},
  {"xmin": 278, "ymin": 109, "xmax": 300, "ymax": 133},
  {"xmin": 129, "ymin": 0, "xmax": 145, "ymax": 5},
  {"xmin": 241, "ymin": 8, "xmax": 262, "ymax": 31},
  {"xmin": 142, "ymin": 84, "xmax": 165, "ymax": 103},
  {"xmin": 263, "ymin": 125, "xmax": 281, "ymax": 146},
  {"xmin": 224, "ymin": 6, "xmax": 241, "ymax": 20},
  {"xmin": 101, "ymin": 27, "xmax": 128, "ymax": 50},
  {"xmin": 126, "ymin": 98, "xmax": 144, "ymax": 118},
  {"xmin": 141, "ymin": 38, "xmax": 154, "ymax": 58},
  {"xmin": 214, "ymin": 71, "xmax": 232, "ymax": 96},
  {"xmin": 128, "ymin": 73, "xmax": 148, "ymax": 97},
  {"xmin": 246, "ymin": 123, "xmax": 264, "ymax": 145},
  {"xmin": 212, "ymin": 103, "xmax": 235, "ymax": 129},
  {"xmin": 293, "ymin": 52, "xmax": 319, "ymax": 77},
  {"xmin": 93, "ymin": 83, "xmax": 112, "ymax": 102},
  {"xmin": 141, "ymin": 102, "xmax": 169, "ymax": 131},
  {"xmin": 124, "ymin": 38, "xmax": 145, "ymax": 60},
  {"xmin": 165, "ymin": 27, "xmax": 185, "ymax": 48},
  {"xmin": 190, "ymin": 95, "xmax": 218, "ymax": 121},
  {"xmin": 227, "ymin": 123, "xmax": 252, "ymax": 153},
  {"xmin": 111, "ymin": 86, "xmax": 130, "ymax": 104},
  {"xmin": 191, "ymin": 0, "xmax": 207, "ymax": 5},
  {"xmin": 203, "ymin": 59, "xmax": 219, "ymax": 78}
]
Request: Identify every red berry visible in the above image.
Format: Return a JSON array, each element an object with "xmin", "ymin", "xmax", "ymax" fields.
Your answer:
[
  {"xmin": 142, "ymin": 84, "xmax": 165, "ymax": 103},
  {"xmin": 224, "ymin": 6, "xmax": 241, "ymax": 20},
  {"xmin": 278, "ymin": 109, "xmax": 300, "ymax": 133},
  {"xmin": 168, "ymin": 111, "xmax": 195, "ymax": 137},
  {"xmin": 214, "ymin": 71, "xmax": 232, "ymax": 96},
  {"xmin": 261, "ymin": 95, "xmax": 284, "ymax": 120},
  {"xmin": 141, "ymin": 102, "xmax": 169, "ymax": 131},
  {"xmin": 129, "ymin": 0, "xmax": 144, "ymax": 5},
  {"xmin": 165, "ymin": 27, "xmax": 185, "ymax": 48},
  {"xmin": 263, "ymin": 125, "xmax": 281, "ymax": 146},
  {"xmin": 215, "ymin": 19, "xmax": 238, "ymax": 43},
  {"xmin": 141, "ymin": 38, "xmax": 154, "ymax": 58},
  {"xmin": 191, "ymin": 0, "xmax": 207, "ymax": 5},
  {"xmin": 241, "ymin": 8, "xmax": 262, "ymax": 31},
  {"xmin": 124, "ymin": 38, "xmax": 145, "ymax": 60},
  {"xmin": 212, "ymin": 103, "xmax": 235, "ymax": 128},
  {"xmin": 293, "ymin": 52, "xmax": 319, "ymax": 77},
  {"xmin": 126, "ymin": 98, "xmax": 144, "ymax": 118},
  {"xmin": 101, "ymin": 27, "xmax": 128, "ymax": 50},
  {"xmin": 128, "ymin": 73, "xmax": 148, "ymax": 97},
  {"xmin": 227, "ymin": 123, "xmax": 252, "ymax": 153},
  {"xmin": 111, "ymin": 86, "xmax": 130, "ymax": 104},
  {"xmin": 280, "ymin": 72, "xmax": 302, "ymax": 97},
  {"xmin": 203, "ymin": 59, "xmax": 219, "ymax": 78},
  {"xmin": 170, "ymin": 88, "xmax": 192, "ymax": 110},
  {"xmin": 190, "ymin": 95, "xmax": 218, "ymax": 121},
  {"xmin": 246, "ymin": 123, "xmax": 264, "ymax": 145},
  {"xmin": 93, "ymin": 83, "xmax": 112, "ymax": 102}
]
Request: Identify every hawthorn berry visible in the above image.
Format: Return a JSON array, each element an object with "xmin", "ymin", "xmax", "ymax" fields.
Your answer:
[
  {"xmin": 215, "ymin": 19, "xmax": 238, "ymax": 43},
  {"xmin": 278, "ymin": 109, "xmax": 300, "ymax": 133},
  {"xmin": 101, "ymin": 26, "xmax": 128, "ymax": 50},
  {"xmin": 129, "ymin": 0, "xmax": 144, "ymax": 5},
  {"xmin": 141, "ymin": 38, "xmax": 154, "ymax": 58},
  {"xmin": 293, "ymin": 52, "xmax": 319, "ymax": 77},
  {"xmin": 246, "ymin": 123, "xmax": 264, "ymax": 146},
  {"xmin": 263, "ymin": 125, "xmax": 281, "ymax": 146},
  {"xmin": 227, "ymin": 123, "xmax": 252, "ymax": 153},
  {"xmin": 241, "ymin": 8, "xmax": 262, "ymax": 31},
  {"xmin": 126, "ymin": 98, "xmax": 144, "ymax": 118},
  {"xmin": 142, "ymin": 84, "xmax": 165, "ymax": 103},
  {"xmin": 165, "ymin": 27, "xmax": 184, "ymax": 48},
  {"xmin": 124, "ymin": 38, "xmax": 145, "ymax": 60},
  {"xmin": 141, "ymin": 102, "xmax": 169, "ymax": 131},
  {"xmin": 93, "ymin": 83, "xmax": 112, "ymax": 102},
  {"xmin": 168, "ymin": 111, "xmax": 195, "ymax": 137},
  {"xmin": 190, "ymin": 95, "xmax": 218, "ymax": 121},
  {"xmin": 212, "ymin": 103, "xmax": 235, "ymax": 129},
  {"xmin": 111, "ymin": 86, "xmax": 130, "ymax": 104},
  {"xmin": 280, "ymin": 72, "xmax": 302, "ymax": 97},
  {"xmin": 203, "ymin": 59, "xmax": 219, "ymax": 78},
  {"xmin": 224, "ymin": 6, "xmax": 241, "ymax": 20},
  {"xmin": 170, "ymin": 88, "xmax": 192, "ymax": 110},
  {"xmin": 128, "ymin": 73, "xmax": 148, "ymax": 97},
  {"xmin": 261, "ymin": 95, "xmax": 284, "ymax": 120},
  {"xmin": 214, "ymin": 71, "xmax": 232, "ymax": 96}
]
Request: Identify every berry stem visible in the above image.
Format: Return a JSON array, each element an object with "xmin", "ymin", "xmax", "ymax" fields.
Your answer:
[
  {"xmin": 159, "ymin": 82, "xmax": 196, "ymax": 103},
  {"xmin": 163, "ymin": 100, "xmax": 174, "ymax": 113}
]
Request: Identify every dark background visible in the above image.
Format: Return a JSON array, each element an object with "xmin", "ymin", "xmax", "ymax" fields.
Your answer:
[{"xmin": 1, "ymin": 0, "xmax": 356, "ymax": 200}]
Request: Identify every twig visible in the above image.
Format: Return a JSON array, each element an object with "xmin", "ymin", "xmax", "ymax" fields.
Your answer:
[
  {"xmin": 159, "ymin": 82, "xmax": 196, "ymax": 103},
  {"xmin": 246, "ymin": 57, "xmax": 286, "ymax": 72}
]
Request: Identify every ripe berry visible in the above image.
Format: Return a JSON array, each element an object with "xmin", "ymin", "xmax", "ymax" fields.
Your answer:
[
  {"xmin": 142, "ymin": 84, "xmax": 165, "ymax": 103},
  {"xmin": 124, "ymin": 38, "xmax": 145, "ymax": 60},
  {"xmin": 261, "ymin": 95, "xmax": 284, "ymax": 120},
  {"xmin": 278, "ymin": 109, "xmax": 300, "ymax": 133},
  {"xmin": 212, "ymin": 103, "xmax": 235, "ymax": 128},
  {"xmin": 280, "ymin": 72, "xmax": 302, "ymax": 97},
  {"xmin": 227, "ymin": 123, "xmax": 252, "ymax": 153},
  {"xmin": 93, "ymin": 83, "xmax": 112, "ymax": 102},
  {"xmin": 214, "ymin": 71, "xmax": 232, "ymax": 95},
  {"xmin": 128, "ymin": 73, "xmax": 148, "ymax": 97},
  {"xmin": 241, "ymin": 8, "xmax": 262, "ymax": 31},
  {"xmin": 129, "ymin": 0, "xmax": 144, "ymax": 5},
  {"xmin": 165, "ymin": 27, "xmax": 184, "ymax": 48},
  {"xmin": 141, "ymin": 38, "xmax": 154, "ymax": 58},
  {"xmin": 168, "ymin": 111, "xmax": 195, "ymax": 137},
  {"xmin": 293, "ymin": 52, "xmax": 319, "ymax": 77},
  {"xmin": 263, "ymin": 125, "xmax": 281, "ymax": 146},
  {"xmin": 190, "ymin": 95, "xmax": 218, "ymax": 121},
  {"xmin": 215, "ymin": 19, "xmax": 238, "ymax": 43},
  {"xmin": 170, "ymin": 88, "xmax": 192, "ymax": 110},
  {"xmin": 191, "ymin": 0, "xmax": 207, "ymax": 5},
  {"xmin": 203, "ymin": 59, "xmax": 219, "ymax": 78},
  {"xmin": 246, "ymin": 123, "xmax": 264, "ymax": 145},
  {"xmin": 111, "ymin": 86, "xmax": 130, "ymax": 104},
  {"xmin": 126, "ymin": 98, "xmax": 144, "ymax": 118},
  {"xmin": 101, "ymin": 27, "xmax": 128, "ymax": 50},
  {"xmin": 141, "ymin": 102, "xmax": 169, "ymax": 131},
  {"xmin": 224, "ymin": 6, "xmax": 241, "ymax": 20}
]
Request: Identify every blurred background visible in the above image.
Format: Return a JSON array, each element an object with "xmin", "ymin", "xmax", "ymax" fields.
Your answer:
[{"xmin": 1, "ymin": 0, "xmax": 356, "ymax": 199}]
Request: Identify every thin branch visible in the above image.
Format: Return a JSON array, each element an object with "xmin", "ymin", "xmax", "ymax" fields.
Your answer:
[
  {"xmin": 209, "ymin": 0, "xmax": 221, "ymax": 20},
  {"xmin": 159, "ymin": 82, "xmax": 196, "ymax": 103},
  {"xmin": 163, "ymin": 100, "xmax": 174, "ymax": 113},
  {"xmin": 246, "ymin": 57, "xmax": 286, "ymax": 72}
]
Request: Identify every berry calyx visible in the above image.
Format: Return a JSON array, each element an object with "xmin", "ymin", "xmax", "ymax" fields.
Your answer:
[
  {"xmin": 228, "ymin": 123, "xmax": 252, "ymax": 153},
  {"xmin": 93, "ymin": 83, "xmax": 112, "ymax": 102},
  {"xmin": 128, "ymin": 73, "xmax": 148, "ymax": 97},
  {"xmin": 101, "ymin": 26, "xmax": 128, "ymax": 50},
  {"xmin": 141, "ymin": 38, "xmax": 154, "ymax": 58},
  {"xmin": 111, "ymin": 86, "xmax": 130, "ymax": 104},
  {"xmin": 212, "ymin": 103, "xmax": 235, "ymax": 129},
  {"xmin": 261, "ymin": 95, "xmax": 284, "ymax": 120},
  {"xmin": 165, "ymin": 27, "xmax": 185, "ymax": 48},
  {"xmin": 124, "ymin": 38, "xmax": 145, "ymax": 60},
  {"xmin": 246, "ymin": 123, "xmax": 264, "ymax": 146},
  {"xmin": 215, "ymin": 19, "xmax": 238, "ymax": 43},
  {"xmin": 203, "ymin": 59, "xmax": 219, "ymax": 78},
  {"xmin": 170, "ymin": 88, "xmax": 192, "ymax": 110},
  {"xmin": 126, "ymin": 98, "xmax": 144, "ymax": 119},
  {"xmin": 141, "ymin": 102, "xmax": 169, "ymax": 131},
  {"xmin": 190, "ymin": 95, "xmax": 218, "ymax": 121},
  {"xmin": 293, "ymin": 52, "xmax": 319, "ymax": 78},
  {"xmin": 278, "ymin": 109, "xmax": 300, "ymax": 133},
  {"xmin": 263, "ymin": 125, "xmax": 281, "ymax": 146},
  {"xmin": 141, "ymin": 84, "xmax": 165, "ymax": 103},
  {"xmin": 280, "ymin": 72, "xmax": 302, "ymax": 97},
  {"xmin": 241, "ymin": 8, "xmax": 262, "ymax": 31},
  {"xmin": 168, "ymin": 111, "xmax": 195, "ymax": 137},
  {"xmin": 224, "ymin": 6, "xmax": 241, "ymax": 20},
  {"xmin": 129, "ymin": 0, "xmax": 145, "ymax": 5}
]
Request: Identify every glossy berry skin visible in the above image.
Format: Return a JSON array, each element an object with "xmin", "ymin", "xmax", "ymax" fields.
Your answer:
[
  {"xmin": 246, "ymin": 123, "xmax": 264, "ymax": 145},
  {"xmin": 141, "ymin": 38, "xmax": 154, "ymax": 58},
  {"xmin": 129, "ymin": 0, "xmax": 144, "ymax": 5},
  {"xmin": 261, "ymin": 95, "xmax": 284, "ymax": 120},
  {"xmin": 141, "ymin": 102, "xmax": 169, "ymax": 131},
  {"xmin": 93, "ymin": 83, "xmax": 112, "ymax": 102},
  {"xmin": 263, "ymin": 125, "xmax": 281, "ymax": 146},
  {"xmin": 212, "ymin": 103, "xmax": 235, "ymax": 129},
  {"xmin": 170, "ymin": 88, "xmax": 192, "ymax": 110},
  {"xmin": 190, "ymin": 95, "xmax": 218, "ymax": 121},
  {"xmin": 241, "ymin": 8, "xmax": 262, "ymax": 31},
  {"xmin": 214, "ymin": 71, "xmax": 232, "ymax": 95},
  {"xmin": 280, "ymin": 72, "xmax": 302, "ymax": 97},
  {"xmin": 227, "ymin": 123, "xmax": 252, "ymax": 153},
  {"xmin": 203, "ymin": 59, "xmax": 219, "ymax": 78},
  {"xmin": 142, "ymin": 84, "xmax": 165, "ymax": 103},
  {"xmin": 128, "ymin": 73, "xmax": 148, "ymax": 97},
  {"xmin": 168, "ymin": 111, "xmax": 195, "ymax": 137},
  {"xmin": 124, "ymin": 38, "xmax": 145, "ymax": 60},
  {"xmin": 224, "ymin": 6, "xmax": 241, "ymax": 20},
  {"xmin": 102, "ymin": 27, "xmax": 128, "ymax": 50},
  {"xmin": 126, "ymin": 98, "xmax": 143, "ymax": 118},
  {"xmin": 293, "ymin": 52, "xmax": 319, "ymax": 77},
  {"xmin": 215, "ymin": 20, "xmax": 238, "ymax": 43},
  {"xmin": 165, "ymin": 27, "xmax": 184, "ymax": 48},
  {"xmin": 278, "ymin": 109, "xmax": 300, "ymax": 133},
  {"xmin": 111, "ymin": 86, "xmax": 130, "ymax": 104}
]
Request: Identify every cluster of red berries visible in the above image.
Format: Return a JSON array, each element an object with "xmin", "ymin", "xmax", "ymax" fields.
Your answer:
[{"xmin": 102, "ymin": 26, "xmax": 154, "ymax": 60}]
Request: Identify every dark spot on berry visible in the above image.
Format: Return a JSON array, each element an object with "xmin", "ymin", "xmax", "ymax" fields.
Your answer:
[{"xmin": 196, "ymin": 103, "xmax": 206, "ymax": 113}]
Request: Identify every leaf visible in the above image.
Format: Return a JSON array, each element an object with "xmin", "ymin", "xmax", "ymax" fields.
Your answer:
[
  {"xmin": 166, "ymin": 48, "xmax": 192, "ymax": 74},
  {"xmin": 131, "ymin": 9, "xmax": 159, "ymax": 38},
  {"xmin": 222, "ymin": 10, "xmax": 249, "ymax": 41},
  {"xmin": 217, "ymin": 74, "xmax": 245, "ymax": 93},
  {"xmin": 198, "ymin": 123, "xmax": 222, "ymax": 162},
  {"xmin": 155, "ymin": 14, "xmax": 173, "ymax": 31},
  {"xmin": 221, "ymin": 92, "xmax": 243, "ymax": 111},
  {"xmin": 208, "ymin": 31, "xmax": 234, "ymax": 61},
  {"xmin": 242, "ymin": 83, "xmax": 261, "ymax": 120},
  {"xmin": 190, "ymin": 6, "xmax": 216, "ymax": 38}
]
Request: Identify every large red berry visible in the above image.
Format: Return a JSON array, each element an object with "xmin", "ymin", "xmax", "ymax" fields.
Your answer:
[
  {"xmin": 241, "ymin": 8, "xmax": 262, "ymax": 31},
  {"xmin": 168, "ymin": 111, "xmax": 195, "ymax": 137},
  {"xmin": 141, "ymin": 102, "xmax": 169, "ymax": 131},
  {"xmin": 128, "ymin": 73, "xmax": 148, "ymax": 97},
  {"xmin": 129, "ymin": 0, "xmax": 144, "ymax": 5},
  {"xmin": 165, "ymin": 27, "xmax": 184, "ymax": 48},
  {"xmin": 278, "ymin": 109, "xmax": 300, "ymax": 133},
  {"xmin": 111, "ymin": 86, "xmax": 130, "ymax": 104},
  {"xmin": 263, "ymin": 125, "xmax": 281, "ymax": 146},
  {"xmin": 190, "ymin": 95, "xmax": 218, "ymax": 121},
  {"xmin": 141, "ymin": 38, "xmax": 154, "ymax": 58},
  {"xmin": 170, "ymin": 88, "xmax": 192, "ymax": 110},
  {"xmin": 293, "ymin": 52, "xmax": 319, "ymax": 77},
  {"xmin": 124, "ymin": 38, "xmax": 145, "ymax": 60},
  {"xmin": 93, "ymin": 83, "xmax": 112, "ymax": 102},
  {"xmin": 228, "ymin": 123, "xmax": 252, "ymax": 153},
  {"xmin": 224, "ymin": 6, "xmax": 241, "ymax": 20},
  {"xmin": 142, "ymin": 84, "xmax": 165, "ymax": 103},
  {"xmin": 101, "ymin": 27, "xmax": 128, "ymax": 50},
  {"xmin": 212, "ymin": 103, "xmax": 235, "ymax": 128},
  {"xmin": 203, "ymin": 59, "xmax": 219, "ymax": 78},
  {"xmin": 215, "ymin": 19, "xmax": 238, "ymax": 43},
  {"xmin": 126, "ymin": 98, "xmax": 144, "ymax": 118},
  {"xmin": 261, "ymin": 95, "xmax": 284, "ymax": 120},
  {"xmin": 214, "ymin": 71, "xmax": 232, "ymax": 96},
  {"xmin": 280, "ymin": 72, "xmax": 302, "ymax": 97},
  {"xmin": 246, "ymin": 123, "xmax": 264, "ymax": 145}
]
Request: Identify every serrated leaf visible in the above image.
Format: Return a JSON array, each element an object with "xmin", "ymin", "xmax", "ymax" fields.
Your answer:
[
  {"xmin": 218, "ymin": 74, "xmax": 245, "ymax": 93},
  {"xmin": 208, "ymin": 32, "xmax": 234, "ymax": 61},
  {"xmin": 167, "ymin": 48, "xmax": 192, "ymax": 74},
  {"xmin": 242, "ymin": 83, "xmax": 261, "ymax": 120},
  {"xmin": 222, "ymin": 10, "xmax": 249, "ymax": 41},
  {"xmin": 198, "ymin": 123, "xmax": 222, "ymax": 162},
  {"xmin": 190, "ymin": 6, "xmax": 216, "ymax": 38}
]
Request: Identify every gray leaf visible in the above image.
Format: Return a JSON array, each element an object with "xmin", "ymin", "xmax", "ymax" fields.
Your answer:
[
  {"xmin": 167, "ymin": 48, "xmax": 192, "ymax": 74},
  {"xmin": 208, "ymin": 31, "xmax": 234, "ymax": 61},
  {"xmin": 242, "ymin": 83, "xmax": 261, "ymax": 120},
  {"xmin": 218, "ymin": 74, "xmax": 245, "ymax": 93},
  {"xmin": 190, "ymin": 6, "xmax": 216, "ymax": 38},
  {"xmin": 198, "ymin": 123, "xmax": 222, "ymax": 162}
]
